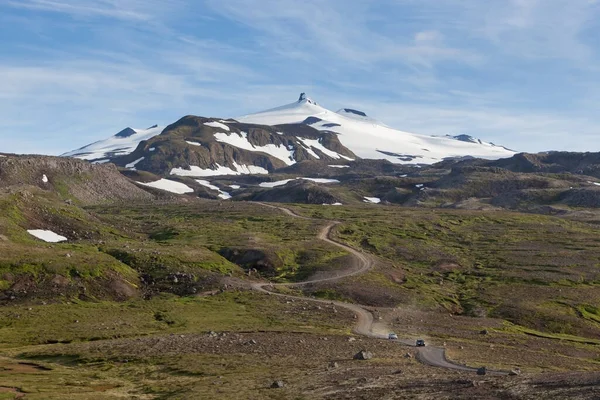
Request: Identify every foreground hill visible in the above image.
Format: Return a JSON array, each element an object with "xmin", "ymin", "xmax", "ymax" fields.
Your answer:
[{"xmin": 0, "ymin": 154, "xmax": 156, "ymax": 205}]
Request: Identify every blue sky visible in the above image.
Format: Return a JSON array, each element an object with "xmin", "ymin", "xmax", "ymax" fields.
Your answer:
[{"xmin": 1, "ymin": 0, "xmax": 600, "ymax": 155}]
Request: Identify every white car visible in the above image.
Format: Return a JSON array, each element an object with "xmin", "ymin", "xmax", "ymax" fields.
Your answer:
[{"xmin": 388, "ymin": 333, "xmax": 398, "ymax": 340}]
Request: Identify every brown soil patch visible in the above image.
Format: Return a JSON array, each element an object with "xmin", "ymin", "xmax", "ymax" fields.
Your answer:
[
  {"xmin": 0, "ymin": 387, "xmax": 25, "ymax": 398},
  {"xmin": 91, "ymin": 384, "xmax": 119, "ymax": 392},
  {"xmin": 0, "ymin": 361, "xmax": 50, "ymax": 374}
]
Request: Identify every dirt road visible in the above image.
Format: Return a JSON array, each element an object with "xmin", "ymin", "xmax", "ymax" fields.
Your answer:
[{"xmin": 252, "ymin": 202, "xmax": 498, "ymax": 374}]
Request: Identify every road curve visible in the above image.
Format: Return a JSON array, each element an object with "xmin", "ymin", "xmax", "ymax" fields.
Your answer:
[{"xmin": 252, "ymin": 202, "xmax": 497, "ymax": 374}]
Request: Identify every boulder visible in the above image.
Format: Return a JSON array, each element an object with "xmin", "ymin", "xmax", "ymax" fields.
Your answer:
[
  {"xmin": 477, "ymin": 367, "xmax": 487, "ymax": 376},
  {"xmin": 354, "ymin": 350, "xmax": 373, "ymax": 360},
  {"xmin": 509, "ymin": 368, "xmax": 522, "ymax": 376},
  {"xmin": 270, "ymin": 380, "xmax": 285, "ymax": 389}
]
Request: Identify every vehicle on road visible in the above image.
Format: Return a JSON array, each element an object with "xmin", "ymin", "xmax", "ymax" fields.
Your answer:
[
  {"xmin": 388, "ymin": 333, "xmax": 398, "ymax": 340},
  {"xmin": 416, "ymin": 339, "xmax": 425, "ymax": 347}
]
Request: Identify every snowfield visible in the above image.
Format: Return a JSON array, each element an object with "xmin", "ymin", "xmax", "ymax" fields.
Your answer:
[
  {"xmin": 62, "ymin": 126, "xmax": 164, "ymax": 161},
  {"xmin": 28, "ymin": 229, "xmax": 67, "ymax": 243},
  {"xmin": 137, "ymin": 179, "xmax": 194, "ymax": 194},
  {"xmin": 238, "ymin": 95, "xmax": 516, "ymax": 165}
]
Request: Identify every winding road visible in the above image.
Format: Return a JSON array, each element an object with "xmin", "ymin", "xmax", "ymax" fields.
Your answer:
[{"xmin": 252, "ymin": 202, "xmax": 496, "ymax": 374}]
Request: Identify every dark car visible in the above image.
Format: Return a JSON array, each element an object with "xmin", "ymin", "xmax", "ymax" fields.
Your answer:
[{"xmin": 416, "ymin": 339, "xmax": 425, "ymax": 347}]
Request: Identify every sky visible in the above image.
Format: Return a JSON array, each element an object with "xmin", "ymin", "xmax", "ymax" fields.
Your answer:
[{"xmin": 1, "ymin": 0, "xmax": 600, "ymax": 155}]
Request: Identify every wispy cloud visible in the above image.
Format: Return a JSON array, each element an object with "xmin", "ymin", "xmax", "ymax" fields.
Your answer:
[{"xmin": 4, "ymin": 0, "xmax": 150, "ymax": 20}]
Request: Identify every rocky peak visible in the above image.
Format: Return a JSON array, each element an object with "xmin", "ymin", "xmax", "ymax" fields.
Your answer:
[
  {"xmin": 114, "ymin": 127, "xmax": 136, "ymax": 138},
  {"xmin": 298, "ymin": 93, "xmax": 317, "ymax": 105}
]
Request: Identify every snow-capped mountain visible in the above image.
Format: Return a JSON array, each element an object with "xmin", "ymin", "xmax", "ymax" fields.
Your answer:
[
  {"xmin": 62, "ymin": 93, "xmax": 516, "ymax": 177},
  {"xmin": 238, "ymin": 93, "xmax": 516, "ymax": 164},
  {"xmin": 62, "ymin": 125, "xmax": 165, "ymax": 162}
]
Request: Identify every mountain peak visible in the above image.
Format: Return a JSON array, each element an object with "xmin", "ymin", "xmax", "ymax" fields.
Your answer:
[
  {"xmin": 114, "ymin": 127, "xmax": 136, "ymax": 138},
  {"xmin": 298, "ymin": 92, "xmax": 317, "ymax": 105}
]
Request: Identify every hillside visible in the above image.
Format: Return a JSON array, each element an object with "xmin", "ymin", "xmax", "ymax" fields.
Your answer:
[{"xmin": 0, "ymin": 154, "xmax": 157, "ymax": 205}]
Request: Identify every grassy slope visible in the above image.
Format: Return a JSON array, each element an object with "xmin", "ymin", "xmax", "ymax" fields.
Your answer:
[
  {"xmin": 4, "ymin": 197, "xmax": 600, "ymax": 397},
  {"xmin": 292, "ymin": 204, "xmax": 600, "ymax": 339}
]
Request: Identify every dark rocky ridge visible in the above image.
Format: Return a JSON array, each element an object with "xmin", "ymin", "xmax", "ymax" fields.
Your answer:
[{"xmin": 110, "ymin": 116, "xmax": 357, "ymax": 177}]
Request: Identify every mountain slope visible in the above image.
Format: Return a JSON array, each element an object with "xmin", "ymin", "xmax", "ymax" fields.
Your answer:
[{"xmin": 238, "ymin": 94, "xmax": 516, "ymax": 164}]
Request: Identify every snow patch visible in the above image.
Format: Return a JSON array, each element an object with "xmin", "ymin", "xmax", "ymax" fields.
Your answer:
[
  {"xmin": 126, "ymin": 157, "xmax": 144, "ymax": 170},
  {"xmin": 259, "ymin": 179, "xmax": 294, "ymax": 188},
  {"xmin": 329, "ymin": 165, "xmax": 350, "ymax": 169},
  {"xmin": 415, "ymin": 184, "xmax": 424, "ymax": 188},
  {"xmin": 204, "ymin": 121, "xmax": 230, "ymax": 131},
  {"xmin": 363, "ymin": 197, "xmax": 381, "ymax": 204},
  {"xmin": 42, "ymin": 174, "xmax": 48, "ymax": 183},
  {"xmin": 302, "ymin": 178, "xmax": 340, "ymax": 183},
  {"xmin": 149, "ymin": 147, "xmax": 156, "ymax": 152},
  {"xmin": 298, "ymin": 138, "xmax": 353, "ymax": 161},
  {"xmin": 171, "ymin": 163, "xmax": 268, "ymax": 177},
  {"xmin": 196, "ymin": 180, "xmax": 232, "ymax": 200},
  {"xmin": 323, "ymin": 202, "xmax": 343, "ymax": 206},
  {"xmin": 138, "ymin": 179, "xmax": 194, "ymax": 194},
  {"xmin": 259, "ymin": 177, "xmax": 340, "ymax": 188},
  {"xmin": 588, "ymin": 181, "xmax": 600, "ymax": 186},
  {"xmin": 28, "ymin": 229, "xmax": 67, "ymax": 243},
  {"xmin": 229, "ymin": 185, "xmax": 241, "ymax": 189},
  {"xmin": 214, "ymin": 131, "xmax": 295, "ymax": 166},
  {"xmin": 186, "ymin": 141, "xmax": 202, "ymax": 146}
]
